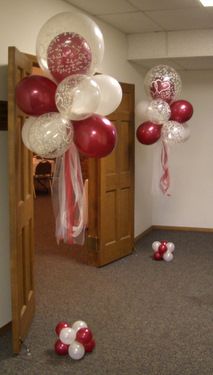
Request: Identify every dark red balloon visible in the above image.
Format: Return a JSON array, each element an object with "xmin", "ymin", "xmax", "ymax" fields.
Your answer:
[
  {"xmin": 47, "ymin": 32, "xmax": 92, "ymax": 83},
  {"xmin": 55, "ymin": 321, "xmax": 69, "ymax": 336},
  {"xmin": 153, "ymin": 251, "xmax": 162, "ymax": 261},
  {"xmin": 54, "ymin": 339, "xmax": 69, "ymax": 355},
  {"xmin": 158, "ymin": 244, "xmax": 167, "ymax": 256},
  {"xmin": 136, "ymin": 121, "xmax": 162, "ymax": 145},
  {"xmin": 73, "ymin": 115, "xmax": 117, "ymax": 158},
  {"xmin": 84, "ymin": 339, "xmax": 96, "ymax": 353},
  {"xmin": 170, "ymin": 100, "xmax": 193, "ymax": 123},
  {"xmin": 161, "ymin": 240, "xmax": 167, "ymax": 246},
  {"xmin": 15, "ymin": 75, "xmax": 57, "ymax": 116},
  {"xmin": 76, "ymin": 327, "xmax": 93, "ymax": 345}
]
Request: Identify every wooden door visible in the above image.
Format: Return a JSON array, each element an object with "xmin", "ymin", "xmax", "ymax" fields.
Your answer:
[
  {"xmin": 96, "ymin": 83, "xmax": 135, "ymax": 266},
  {"xmin": 8, "ymin": 47, "xmax": 35, "ymax": 353}
]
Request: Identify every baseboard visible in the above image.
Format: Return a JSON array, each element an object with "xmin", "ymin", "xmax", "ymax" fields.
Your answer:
[
  {"xmin": 134, "ymin": 225, "xmax": 213, "ymax": 243},
  {"xmin": 0, "ymin": 321, "xmax": 12, "ymax": 335},
  {"xmin": 134, "ymin": 226, "xmax": 153, "ymax": 243},
  {"xmin": 152, "ymin": 225, "xmax": 213, "ymax": 232}
]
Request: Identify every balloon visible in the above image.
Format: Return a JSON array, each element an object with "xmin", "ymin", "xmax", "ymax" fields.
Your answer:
[
  {"xmin": 73, "ymin": 115, "xmax": 117, "ymax": 158},
  {"xmin": 162, "ymin": 121, "xmax": 190, "ymax": 145},
  {"xmin": 161, "ymin": 240, "xmax": 167, "ymax": 246},
  {"xmin": 28, "ymin": 113, "xmax": 73, "ymax": 158},
  {"xmin": 59, "ymin": 327, "xmax": 76, "ymax": 345},
  {"xmin": 136, "ymin": 121, "xmax": 162, "ymax": 145},
  {"xmin": 135, "ymin": 100, "xmax": 150, "ymax": 121},
  {"xmin": 158, "ymin": 244, "xmax": 168, "ymax": 256},
  {"xmin": 93, "ymin": 75, "xmax": 122, "ymax": 116},
  {"xmin": 167, "ymin": 242, "xmax": 175, "ymax": 252},
  {"xmin": 170, "ymin": 100, "xmax": 193, "ymax": 123},
  {"xmin": 152, "ymin": 241, "xmax": 161, "ymax": 252},
  {"xmin": 163, "ymin": 251, "xmax": 174, "ymax": 262},
  {"xmin": 153, "ymin": 251, "xmax": 162, "ymax": 261},
  {"xmin": 68, "ymin": 341, "xmax": 85, "ymax": 360},
  {"xmin": 15, "ymin": 75, "xmax": 57, "ymax": 116},
  {"xmin": 146, "ymin": 99, "xmax": 171, "ymax": 124},
  {"xmin": 84, "ymin": 339, "xmax": 96, "ymax": 353},
  {"xmin": 72, "ymin": 320, "xmax": 88, "ymax": 333},
  {"xmin": 144, "ymin": 65, "xmax": 182, "ymax": 103},
  {"xmin": 47, "ymin": 32, "xmax": 92, "ymax": 83},
  {"xmin": 55, "ymin": 322, "xmax": 69, "ymax": 336},
  {"xmin": 54, "ymin": 339, "xmax": 69, "ymax": 355},
  {"xmin": 55, "ymin": 74, "xmax": 100, "ymax": 121},
  {"xmin": 76, "ymin": 328, "xmax": 93, "ymax": 345},
  {"xmin": 36, "ymin": 12, "xmax": 104, "ymax": 77},
  {"xmin": 22, "ymin": 117, "xmax": 37, "ymax": 151}
]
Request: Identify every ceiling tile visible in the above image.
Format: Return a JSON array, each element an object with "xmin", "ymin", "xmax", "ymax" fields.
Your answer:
[
  {"xmin": 66, "ymin": 0, "xmax": 136, "ymax": 15},
  {"xmin": 98, "ymin": 12, "xmax": 163, "ymax": 34},
  {"xmin": 128, "ymin": 0, "xmax": 201, "ymax": 11},
  {"xmin": 146, "ymin": 8, "xmax": 213, "ymax": 31}
]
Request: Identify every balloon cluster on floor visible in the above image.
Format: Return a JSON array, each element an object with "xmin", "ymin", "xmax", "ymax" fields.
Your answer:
[
  {"xmin": 152, "ymin": 240, "xmax": 175, "ymax": 262},
  {"xmin": 54, "ymin": 320, "xmax": 95, "ymax": 360},
  {"xmin": 16, "ymin": 12, "xmax": 122, "ymax": 245},
  {"xmin": 136, "ymin": 65, "xmax": 194, "ymax": 195}
]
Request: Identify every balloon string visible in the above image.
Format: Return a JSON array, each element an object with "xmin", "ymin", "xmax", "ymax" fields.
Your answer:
[
  {"xmin": 160, "ymin": 141, "xmax": 171, "ymax": 196},
  {"xmin": 64, "ymin": 149, "xmax": 74, "ymax": 244}
]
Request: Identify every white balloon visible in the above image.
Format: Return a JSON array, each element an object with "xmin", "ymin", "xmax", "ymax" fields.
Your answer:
[
  {"xmin": 55, "ymin": 74, "xmax": 100, "ymax": 121},
  {"xmin": 163, "ymin": 251, "xmax": 174, "ymax": 262},
  {"xmin": 93, "ymin": 75, "xmax": 122, "ymax": 116},
  {"xmin": 59, "ymin": 327, "xmax": 76, "ymax": 345},
  {"xmin": 152, "ymin": 241, "xmax": 161, "ymax": 252},
  {"xmin": 22, "ymin": 117, "xmax": 37, "ymax": 151},
  {"xmin": 167, "ymin": 242, "xmax": 175, "ymax": 252},
  {"xmin": 28, "ymin": 113, "xmax": 73, "ymax": 158},
  {"xmin": 68, "ymin": 341, "xmax": 85, "ymax": 360},
  {"xmin": 135, "ymin": 100, "xmax": 150, "ymax": 121},
  {"xmin": 72, "ymin": 320, "xmax": 88, "ymax": 333}
]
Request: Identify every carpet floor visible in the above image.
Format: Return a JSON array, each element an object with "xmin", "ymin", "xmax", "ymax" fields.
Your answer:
[{"xmin": 0, "ymin": 194, "xmax": 212, "ymax": 375}]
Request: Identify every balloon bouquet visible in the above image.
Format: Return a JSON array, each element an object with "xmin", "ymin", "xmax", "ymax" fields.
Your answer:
[
  {"xmin": 136, "ymin": 65, "xmax": 193, "ymax": 195},
  {"xmin": 54, "ymin": 320, "xmax": 95, "ymax": 360},
  {"xmin": 15, "ymin": 12, "xmax": 122, "ymax": 245}
]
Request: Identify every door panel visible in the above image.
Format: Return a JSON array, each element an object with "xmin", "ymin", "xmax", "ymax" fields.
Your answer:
[
  {"xmin": 8, "ymin": 47, "xmax": 35, "ymax": 353},
  {"xmin": 97, "ymin": 83, "xmax": 135, "ymax": 266}
]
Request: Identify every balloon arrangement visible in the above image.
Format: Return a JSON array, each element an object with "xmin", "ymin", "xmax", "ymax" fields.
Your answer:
[
  {"xmin": 15, "ymin": 12, "xmax": 123, "ymax": 245},
  {"xmin": 152, "ymin": 240, "xmax": 175, "ymax": 262},
  {"xmin": 136, "ymin": 65, "xmax": 194, "ymax": 195},
  {"xmin": 54, "ymin": 320, "xmax": 95, "ymax": 360}
]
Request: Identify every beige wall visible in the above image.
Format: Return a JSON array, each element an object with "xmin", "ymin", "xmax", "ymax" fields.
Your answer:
[{"xmin": 0, "ymin": 0, "xmax": 152, "ymax": 327}]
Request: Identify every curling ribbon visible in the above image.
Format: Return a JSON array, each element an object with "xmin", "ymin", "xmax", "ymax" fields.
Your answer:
[
  {"xmin": 159, "ymin": 141, "xmax": 171, "ymax": 196},
  {"xmin": 52, "ymin": 142, "xmax": 86, "ymax": 245}
]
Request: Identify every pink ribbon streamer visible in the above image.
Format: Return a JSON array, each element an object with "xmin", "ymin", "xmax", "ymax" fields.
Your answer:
[
  {"xmin": 52, "ymin": 143, "xmax": 86, "ymax": 245},
  {"xmin": 160, "ymin": 141, "xmax": 171, "ymax": 196}
]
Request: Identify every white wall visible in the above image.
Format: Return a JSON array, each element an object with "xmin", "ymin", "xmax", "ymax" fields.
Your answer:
[
  {"xmin": 152, "ymin": 70, "xmax": 213, "ymax": 228},
  {"xmin": 0, "ymin": 0, "xmax": 152, "ymax": 327}
]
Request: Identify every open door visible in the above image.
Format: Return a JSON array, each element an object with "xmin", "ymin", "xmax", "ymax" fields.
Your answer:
[
  {"xmin": 8, "ymin": 47, "xmax": 35, "ymax": 353},
  {"xmin": 88, "ymin": 83, "xmax": 135, "ymax": 266}
]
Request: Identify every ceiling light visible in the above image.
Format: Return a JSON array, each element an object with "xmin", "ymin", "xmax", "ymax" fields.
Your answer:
[{"xmin": 199, "ymin": 0, "xmax": 213, "ymax": 6}]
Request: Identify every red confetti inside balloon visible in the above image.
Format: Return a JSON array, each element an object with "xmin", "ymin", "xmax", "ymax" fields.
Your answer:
[{"xmin": 47, "ymin": 32, "xmax": 92, "ymax": 83}]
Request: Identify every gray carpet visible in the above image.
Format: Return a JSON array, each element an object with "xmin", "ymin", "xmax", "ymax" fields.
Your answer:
[{"xmin": 0, "ymin": 194, "xmax": 212, "ymax": 375}]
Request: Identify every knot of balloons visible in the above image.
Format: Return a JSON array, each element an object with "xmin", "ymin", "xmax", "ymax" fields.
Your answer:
[
  {"xmin": 54, "ymin": 320, "xmax": 95, "ymax": 360},
  {"xmin": 152, "ymin": 240, "xmax": 175, "ymax": 262}
]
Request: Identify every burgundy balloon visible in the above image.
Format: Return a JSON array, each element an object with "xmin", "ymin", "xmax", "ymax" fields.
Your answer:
[
  {"xmin": 47, "ymin": 32, "xmax": 92, "ymax": 83},
  {"xmin": 76, "ymin": 327, "xmax": 93, "ymax": 345},
  {"xmin": 170, "ymin": 100, "xmax": 193, "ymax": 123},
  {"xmin": 161, "ymin": 240, "xmax": 168, "ymax": 246},
  {"xmin": 54, "ymin": 339, "xmax": 69, "ymax": 355},
  {"xmin": 73, "ymin": 115, "xmax": 117, "ymax": 158},
  {"xmin": 84, "ymin": 339, "xmax": 96, "ymax": 353},
  {"xmin": 55, "ymin": 321, "xmax": 69, "ymax": 336},
  {"xmin": 136, "ymin": 121, "xmax": 162, "ymax": 145},
  {"xmin": 15, "ymin": 75, "xmax": 57, "ymax": 116},
  {"xmin": 158, "ymin": 244, "xmax": 168, "ymax": 256},
  {"xmin": 153, "ymin": 251, "xmax": 162, "ymax": 261}
]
